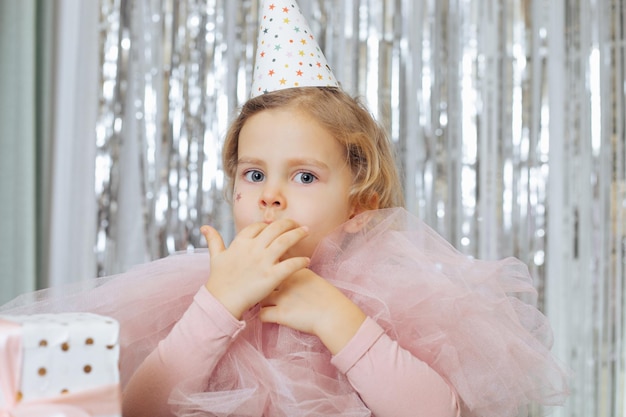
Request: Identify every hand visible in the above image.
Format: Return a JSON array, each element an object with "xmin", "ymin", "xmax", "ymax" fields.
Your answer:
[
  {"xmin": 259, "ymin": 269, "xmax": 366, "ymax": 355},
  {"xmin": 201, "ymin": 219, "xmax": 310, "ymax": 319}
]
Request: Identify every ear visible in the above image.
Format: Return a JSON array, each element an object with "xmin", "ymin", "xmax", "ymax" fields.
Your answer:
[
  {"xmin": 344, "ymin": 194, "xmax": 379, "ymax": 233},
  {"xmin": 344, "ymin": 210, "xmax": 375, "ymax": 233}
]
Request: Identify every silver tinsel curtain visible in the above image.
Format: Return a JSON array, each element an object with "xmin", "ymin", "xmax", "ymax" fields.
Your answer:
[{"xmin": 95, "ymin": 0, "xmax": 625, "ymax": 416}]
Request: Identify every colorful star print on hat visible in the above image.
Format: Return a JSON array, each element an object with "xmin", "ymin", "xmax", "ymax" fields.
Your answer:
[{"xmin": 250, "ymin": 0, "xmax": 340, "ymax": 98}]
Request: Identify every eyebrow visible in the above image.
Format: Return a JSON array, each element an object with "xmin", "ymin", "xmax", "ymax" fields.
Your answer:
[{"xmin": 237, "ymin": 157, "xmax": 330, "ymax": 171}]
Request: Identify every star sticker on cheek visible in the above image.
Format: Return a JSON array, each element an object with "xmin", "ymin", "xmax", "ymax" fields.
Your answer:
[{"xmin": 235, "ymin": 192, "xmax": 242, "ymax": 202}]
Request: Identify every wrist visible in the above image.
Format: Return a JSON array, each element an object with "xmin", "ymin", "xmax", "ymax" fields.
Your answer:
[
  {"xmin": 204, "ymin": 281, "xmax": 247, "ymax": 320},
  {"xmin": 315, "ymin": 300, "xmax": 366, "ymax": 355}
]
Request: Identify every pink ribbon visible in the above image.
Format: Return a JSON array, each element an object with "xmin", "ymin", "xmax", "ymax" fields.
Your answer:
[{"xmin": 0, "ymin": 319, "xmax": 121, "ymax": 417}]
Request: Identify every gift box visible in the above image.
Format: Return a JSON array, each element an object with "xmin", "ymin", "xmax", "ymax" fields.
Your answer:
[{"xmin": 0, "ymin": 312, "xmax": 121, "ymax": 416}]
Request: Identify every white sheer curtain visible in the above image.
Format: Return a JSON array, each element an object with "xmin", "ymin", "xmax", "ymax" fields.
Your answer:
[
  {"xmin": 0, "ymin": 0, "xmax": 99, "ymax": 304},
  {"xmin": 0, "ymin": 0, "xmax": 37, "ymax": 304}
]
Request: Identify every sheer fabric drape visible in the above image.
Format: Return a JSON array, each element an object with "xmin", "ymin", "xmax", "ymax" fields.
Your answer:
[{"xmin": 0, "ymin": 0, "xmax": 99, "ymax": 304}]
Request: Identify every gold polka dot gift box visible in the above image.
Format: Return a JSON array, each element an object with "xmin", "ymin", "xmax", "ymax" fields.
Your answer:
[{"xmin": 0, "ymin": 312, "xmax": 121, "ymax": 416}]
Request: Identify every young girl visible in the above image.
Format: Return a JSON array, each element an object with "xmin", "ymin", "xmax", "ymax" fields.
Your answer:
[
  {"xmin": 1, "ymin": 1, "xmax": 568, "ymax": 416},
  {"xmin": 122, "ymin": 86, "xmax": 460, "ymax": 417}
]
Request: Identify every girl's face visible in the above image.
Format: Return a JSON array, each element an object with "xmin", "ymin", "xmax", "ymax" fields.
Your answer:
[{"xmin": 233, "ymin": 107, "xmax": 359, "ymax": 258}]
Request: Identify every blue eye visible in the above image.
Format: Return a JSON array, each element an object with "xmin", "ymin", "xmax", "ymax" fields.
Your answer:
[
  {"xmin": 294, "ymin": 172, "xmax": 317, "ymax": 184},
  {"xmin": 244, "ymin": 170, "xmax": 265, "ymax": 182}
]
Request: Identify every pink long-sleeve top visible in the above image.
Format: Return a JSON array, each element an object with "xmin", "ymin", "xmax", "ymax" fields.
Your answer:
[{"xmin": 122, "ymin": 286, "xmax": 460, "ymax": 417}]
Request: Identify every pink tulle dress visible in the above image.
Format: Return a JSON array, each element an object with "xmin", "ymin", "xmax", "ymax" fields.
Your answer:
[{"xmin": 0, "ymin": 208, "xmax": 569, "ymax": 416}]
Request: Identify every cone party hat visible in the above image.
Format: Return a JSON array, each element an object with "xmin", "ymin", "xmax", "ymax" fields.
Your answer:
[{"xmin": 250, "ymin": 0, "xmax": 340, "ymax": 98}]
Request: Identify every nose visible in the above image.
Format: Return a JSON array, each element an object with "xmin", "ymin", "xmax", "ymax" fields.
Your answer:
[{"xmin": 259, "ymin": 183, "xmax": 285, "ymax": 210}]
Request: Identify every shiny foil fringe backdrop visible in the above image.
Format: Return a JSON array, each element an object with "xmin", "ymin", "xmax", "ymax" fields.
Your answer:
[{"xmin": 95, "ymin": 0, "xmax": 626, "ymax": 416}]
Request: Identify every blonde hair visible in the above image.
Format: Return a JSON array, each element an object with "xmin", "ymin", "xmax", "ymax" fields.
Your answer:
[{"xmin": 222, "ymin": 87, "xmax": 404, "ymax": 209}]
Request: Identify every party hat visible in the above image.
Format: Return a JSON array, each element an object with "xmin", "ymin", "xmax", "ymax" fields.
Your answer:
[{"xmin": 250, "ymin": 0, "xmax": 340, "ymax": 98}]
